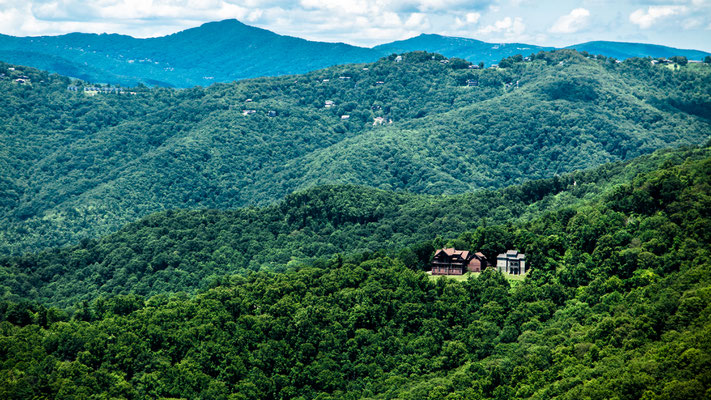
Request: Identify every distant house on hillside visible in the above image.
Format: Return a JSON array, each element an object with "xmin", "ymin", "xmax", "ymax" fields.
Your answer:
[
  {"xmin": 497, "ymin": 250, "xmax": 526, "ymax": 275},
  {"xmin": 373, "ymin": 116, "xmax": 391, "ymax": 126},
  {"xmin": 431, "ymin": 248, "xmax": 488, "ymax": 275}
]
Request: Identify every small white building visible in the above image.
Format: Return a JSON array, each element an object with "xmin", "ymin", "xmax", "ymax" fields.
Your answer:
[{"xmin": 497, "ymin": 250, "xmax": 526, "ymax": 275}]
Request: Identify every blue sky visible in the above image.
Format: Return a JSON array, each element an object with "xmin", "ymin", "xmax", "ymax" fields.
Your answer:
[{"xmin": 1, "ymin": 0, "xmax": 709, "ymax": 51}]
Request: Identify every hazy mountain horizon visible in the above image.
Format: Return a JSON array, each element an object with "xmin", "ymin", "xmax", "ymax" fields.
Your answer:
[{"xmin": 0, "ymin": 18, "xmax": 709, "ymax": 88}]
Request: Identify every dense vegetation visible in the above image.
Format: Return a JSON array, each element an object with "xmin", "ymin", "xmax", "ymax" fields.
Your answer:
[
  {"xmin": 563, "ymin": 41, "xmax": 711, "ymax": 62},
  {"xmin": 1, "ymin": 144, "xmax": 710, "ymax": 399},
  {"xmin": 2, "ymin": 50, "xmax": 710, "ymax": 255},
  {"xmin": 373, "ymin": 33, "xmax": 552, "ymax": 66},
  {"xmin": 0, "ymin": 145, "xmax": 704, "ymax": 308},
  {"xmin": 376, "ymin": 35, "xmax": 711, "ymax": 67},
  {"xmin": 1, "ymin": 19, "xmax": 708, "ymax": 88},
  {"xmin": 0, "ymin": 19, "xmax": 379, "ymax": 87}
]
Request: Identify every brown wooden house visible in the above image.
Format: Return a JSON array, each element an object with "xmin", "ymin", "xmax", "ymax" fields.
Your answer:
[{"xmin": 431, "ymin": 248, "xmax": 489, "ymax": 275}]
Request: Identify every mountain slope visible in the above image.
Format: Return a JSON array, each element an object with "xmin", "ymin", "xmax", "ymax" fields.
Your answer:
[
  {"xmin": 378, "ymin": 35, "xmax": 711, "ymax": 67},
  {"xmin": 0, "ymin": 145, "xmax": 708, "ymax": 308},
  {"xmin": 565, "ymin": 40, "xmax": 711, "ymax": 61},
  {"xmin": 0, "ymin": 50, "xmax": 710, "ymax": 255},
  {"xmin": 0, "ymin": 19, "xmax": 379, "ymax": 87},
  {"xmin": 1, "ymin": 20, "xmax": 709, "ymax": 88},
  {"xmin": 374, "ymin": 33, "xmax": 553, "ymax": 65},
  {"xmin": 1, "ymin": 144, "xmax": 710, "ymax": 399}
]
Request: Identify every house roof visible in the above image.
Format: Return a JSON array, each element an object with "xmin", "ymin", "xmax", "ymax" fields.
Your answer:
[
  {"xmin": 435, "ymin": 248, "xmax": 470, "ymax": 259},
  {"xmin": 498, "ymin": 250, "xmax": 525, "ymax": 260}
]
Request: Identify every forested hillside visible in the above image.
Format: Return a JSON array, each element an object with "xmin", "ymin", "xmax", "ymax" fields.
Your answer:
[
  {"xmin": 0, "ymin": 145, "xmax": 706, "ymax": 308},
  {"xmin": 1, "ymin": 19, "xmax": 708, "ymax": 88},
  {"xmin": 373, "ymin": 33, "xmax": 553, "ymax": 66},
  {"xmin": 0, "ymin": 19, "xmax": 379, "ymax": 87},
  {"xmin": 1, "ymin": 143, "xmax": 709, "ymax": 399},
  {"xmin": 374, "ymin": 34, "xmax": 711, "ymax": 67},
  {"xmin": 1, "ymin": 50, "xmax": 710, "ymax": 255},
  {"xmin": 564, "ymin": 41, "xmax": 711, "ymax": 61}
]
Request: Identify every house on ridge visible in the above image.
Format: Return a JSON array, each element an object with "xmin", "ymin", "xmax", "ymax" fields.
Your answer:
[
  {"xmin": 496, "ymin": 250, "xmax": 526, "ymax": 275},
  {"xmin": 431, "ymin": 248, "xmax": 488, "ymax": 275}
]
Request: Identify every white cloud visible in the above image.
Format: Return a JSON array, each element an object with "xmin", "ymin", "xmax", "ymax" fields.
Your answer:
[
  {"xmin": 0, "ymin": 0, "xmax": 707, "ymax": 50},
  {"xmin": 549, "ymin": 8, "xmax": 590, "ymax": 34},
  {"xmin": 465, "ymin": 12, "xmax": 481, "ymax": 24},
  {"xmin": 629, "ymin": 6, "xmax": 687, "ymax": 29},
  {"xmin": 405, "ymin": 13, "xmax": 429, "ymax": 28},
  {"xmin": 477, "ymin": 16, "xmax": 525, "ymax": 35},
  {"xmin": 454, "ymin": 11, "xmax": 480, "ymax": 27},
  {"xmin": 682, "ymin": 17, "xmax": 703, "ymax": 29}
]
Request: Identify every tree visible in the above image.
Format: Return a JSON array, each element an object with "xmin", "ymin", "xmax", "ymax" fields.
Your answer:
[{"xmin": 670, "ymin": 55, "xmax": 688, "ymax": 66}]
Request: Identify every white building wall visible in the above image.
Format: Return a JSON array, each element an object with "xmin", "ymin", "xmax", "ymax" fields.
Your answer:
[{"xmin": 497, "ymin": 259, "xmax": 507, "ymax": 273}]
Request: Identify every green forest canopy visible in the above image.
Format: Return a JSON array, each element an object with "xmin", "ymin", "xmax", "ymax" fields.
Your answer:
[
  {"xmin": 0, "ymin": 145, "xmax": 706, "ymax": 308},
  {"xmin": 1, "ymin": 49, "xmax": 710, "ymax": 255},
  {"xmin": 1, "ymin": 142, "xmax": 710, "ymax": 400}
]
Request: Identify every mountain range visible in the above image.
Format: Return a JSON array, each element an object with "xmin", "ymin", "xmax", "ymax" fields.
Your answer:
[
  {"xmin": 1, "ymin": 19, "xmax": 709, "ymax": 87},
  {"xmin": 1, "ymin": 49, "xmax": 709, "ymax": 255},
  {"xmin": 2, "ymin": 18, "xmax": 711, "ymax": 400},
  {"xmin": 1, "ymin": 142, "xmax": 710, "ymax": 399}
]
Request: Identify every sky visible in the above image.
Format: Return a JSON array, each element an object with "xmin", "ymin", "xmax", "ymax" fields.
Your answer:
[{"xmin": 0, "ymin": 0, "xmax": 709, "ymax": 51}]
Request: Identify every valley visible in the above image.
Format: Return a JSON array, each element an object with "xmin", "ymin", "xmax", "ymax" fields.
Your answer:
[
  {"xmin": 0, "ymin": 17, "xmax": 710, "ymax": 398},
  {"xmin": 1, "ymin": 50, "xmax": 709, "ymax": 255}
]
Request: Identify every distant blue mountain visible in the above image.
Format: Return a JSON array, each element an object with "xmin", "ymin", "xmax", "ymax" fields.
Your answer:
[
  {"xmin": 376, "ymin": 34, "xmax": 710, "ymax": 65},
  {"xmin": 0, "ymin": 20, "xmax": 708, "ymax": 87},
  {"xmin": 0, "ymin": 19, "xmax": 380, "ymax": 87},
  {"xmin": 374, "ymin": 33, "xmax": 554, "ymax": 65},
  {"xmin": 564, "ymin": 41, "xmax": 711, "ymax": 61}
]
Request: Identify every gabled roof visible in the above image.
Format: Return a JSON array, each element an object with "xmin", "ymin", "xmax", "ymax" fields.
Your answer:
[
  {"xmin": 498, "ymin": 250, "xmax": 525, "ymax": 260},
  {"xmin": 435, "ymin": 248, "xmax": 470, "ymax": 259}
]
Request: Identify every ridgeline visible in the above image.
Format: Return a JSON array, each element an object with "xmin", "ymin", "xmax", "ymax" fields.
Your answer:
[
  {"xmin": 1, "ymin": 50, "xmax": 710, "ymax": 255},
  {"xmin": 1, "ymin": 144, "xmax": 710, "ymax": 399}
]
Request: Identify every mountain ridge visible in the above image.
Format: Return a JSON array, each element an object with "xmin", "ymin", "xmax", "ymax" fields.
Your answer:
[
  {"xmin": 2, "ymin": 144, "xmax": 707, "ymax": 308},
  {"xmin": 0, "ymin": 50, "xmax": 709, "ymax": 255},
  {"xmin": 0, "ymin": 19, "xmax": 709, "ymax": 87}
]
